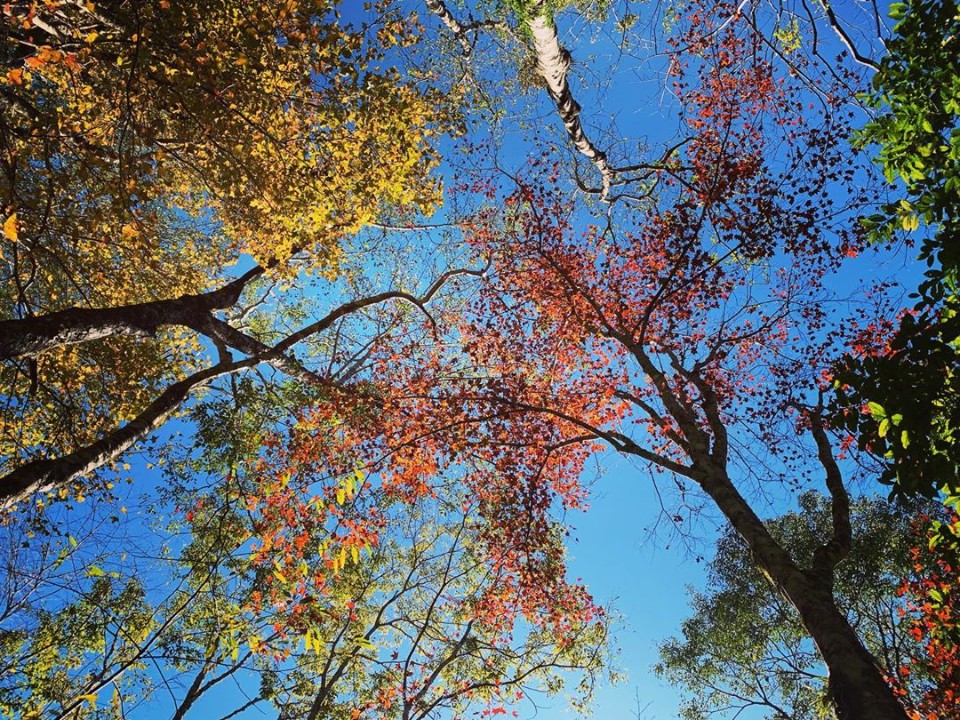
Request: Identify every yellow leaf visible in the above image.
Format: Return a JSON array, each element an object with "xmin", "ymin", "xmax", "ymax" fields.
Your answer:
[
  {"xmin": 351, "ymin": 546, "xmax": 359, "ymax": 564},
  {"xmin": 84, "ymin": 31, "xmax": 99, "ymax": 44},
  {"xmin": 121, "ymin": 224, "xmax": 139, "ymax": 241},
  {"xmin": 3, "ymin": 213, "xmax": 18, "ymax": 241},
  {"xmin": 336, "ymin": 487, "xmax": 346, "ymax": 505},
  {"xmin": 76, "ymin": 693, "xmax": 98, "ymax": 706}
]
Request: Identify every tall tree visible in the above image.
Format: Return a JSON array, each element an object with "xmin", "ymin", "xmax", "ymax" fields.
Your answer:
[
  {"xmin": 1, "ymin": 2, "xmax": 942, "ymax": 719},
  {"xmin": 657, "ymin": 494, "xmax": 931, "ymax": 719},
  {"xmin": 321, "ymin": 3, "xmax": 916, "ymax": 718}
]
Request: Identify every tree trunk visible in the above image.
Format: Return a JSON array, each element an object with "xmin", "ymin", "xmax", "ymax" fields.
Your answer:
[
  {"xmin": 691, "ymin": 458, "xmax": 910, "ymax": 720},
  {"xmin": 526, "ymin": 3, "xmax": 613, "ymax": 197},
  {"xmin": 785, "ymin": 574, "xmax": 910, "ymax": 720}
]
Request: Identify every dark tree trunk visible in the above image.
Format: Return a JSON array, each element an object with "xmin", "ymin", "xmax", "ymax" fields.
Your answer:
[{"xmin": 690, "ymin": 458, "xmax": 909, "ymax": 720}]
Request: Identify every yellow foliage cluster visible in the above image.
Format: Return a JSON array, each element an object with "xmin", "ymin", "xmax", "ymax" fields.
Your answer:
[{"xmin": 0, "ymin": 0, "xmax": 450, "ymax": 472}]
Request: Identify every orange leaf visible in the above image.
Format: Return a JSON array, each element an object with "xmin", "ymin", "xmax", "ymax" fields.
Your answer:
[{"xmin": 3, "ymin": 213, "xmax": 18, "ymax": 241}]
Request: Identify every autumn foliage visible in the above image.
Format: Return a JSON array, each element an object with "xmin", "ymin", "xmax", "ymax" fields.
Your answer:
[
  {"xmin": 0, "ymin": 0, "xmax": 947, "ymax": 718},
  {"xmin": 0, "ymin": 0, "xmax": 450, "ymax": 480},
  {"xmin": 893, "ymin": 510, "xmax": 960, "ymax": 720}
]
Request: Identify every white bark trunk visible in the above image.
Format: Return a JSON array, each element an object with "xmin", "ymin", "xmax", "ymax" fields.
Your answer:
[{"xmin": 527, "ymin": 6, "xmax": 614, "ymax": 197}]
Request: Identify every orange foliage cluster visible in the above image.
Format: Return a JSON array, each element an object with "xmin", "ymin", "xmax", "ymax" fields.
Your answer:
[{"xmin": 896, "ymin": 515, "xmax": 960, "ymax": 720}]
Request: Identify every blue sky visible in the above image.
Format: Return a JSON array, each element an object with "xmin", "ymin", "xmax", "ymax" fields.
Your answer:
[
  {"xmin": 1, "ymin": 0, "xmax": 923, "ymax": 718},
  {"xmin": 563, "ymin": 455, "xmax": 715, "ymax": 720}
]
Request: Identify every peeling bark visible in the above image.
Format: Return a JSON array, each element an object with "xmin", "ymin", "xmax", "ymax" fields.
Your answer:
[
  {"xmin": 423, "ymin": 0, "xmax": 473, "ymax": 56},
  {"xmin": 526, "ymin": 4, "xmax": 614, "ymax": 198}
]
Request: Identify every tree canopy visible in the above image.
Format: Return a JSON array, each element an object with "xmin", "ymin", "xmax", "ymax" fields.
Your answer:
[{"xmin": 1, "ymin": 0, "xmax": 958, "ymax": 719}]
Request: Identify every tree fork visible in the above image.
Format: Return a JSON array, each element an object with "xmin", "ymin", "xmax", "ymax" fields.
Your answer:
[
  {"xmin": 0, "ymin": 267, "xmax": 264, "ymax": 360},
  {"xmin": 689, "ymin": 458, "xmax": 910, "ymax": 720}
]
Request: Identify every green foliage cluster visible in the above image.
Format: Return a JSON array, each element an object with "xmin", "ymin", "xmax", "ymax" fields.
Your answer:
[
  {"xmin": 860, "ymin": 0, "xmax": 960, "ymax": 297},
  {"xmin": 484, "ymin": 0, "xmax": 609, "ymax": 30},
  {"xmin": 835, "ymin": 0, "xmax": 960, "ymax": 500},
  {"xmin": 657, "ymin": 494, "xmax": 928, "ymax": 719},
  {"xmin": 0, "ymin": 576, "xmax": 155, "ymax": 719},
  {"xmin": 495, "ymin": 0, "xmax": 569, "ymax": 25},
  {"xmin": 833, "ymin": 309, "xmax": 960, "ymax": 499}
]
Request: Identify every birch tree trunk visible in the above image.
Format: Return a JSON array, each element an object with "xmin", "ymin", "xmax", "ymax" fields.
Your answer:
[{"xmin": 526, "ymin": 3, "xmax": 614, "ymax": 197}]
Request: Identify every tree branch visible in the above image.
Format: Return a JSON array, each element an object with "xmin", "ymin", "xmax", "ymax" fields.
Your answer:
[
  {"xmin": 0, "ymin": 356, "xmax": 258, "ymax": 510},
  {"xmin": 0, "ymin": 267, "xmax": 263, "ymax": 360},
  {"xmin": 804, "ymin": 403, "xmax": 852, "ymax": 583},
  {"xmin": 526, "ymin": 2, "xmax": 614, "ymax": 198}
]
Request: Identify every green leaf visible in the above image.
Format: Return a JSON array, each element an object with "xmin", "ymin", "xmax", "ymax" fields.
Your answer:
[{"xmin": 867, "ymin": 401, "xmax": 886, "ymax": 419}]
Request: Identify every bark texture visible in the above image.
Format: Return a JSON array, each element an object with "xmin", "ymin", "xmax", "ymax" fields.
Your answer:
[
  {"xmin": 0, "ymin": 268, "xmax": 262, "ymax": 360},
  {"xmin": 688, "ymin": 459, "xmax": 909, "ymax": 720},
  {"xmin": 527, "ymin": 4, "xmax": 614, "ymax": 197},
  {"xmin": 424, "ymin": 0, "xmax": 473, "ymax": 55}
]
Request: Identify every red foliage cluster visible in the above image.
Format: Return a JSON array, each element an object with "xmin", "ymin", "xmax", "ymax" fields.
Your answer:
[
  {"xmin": 896, "ymin": 515, "xmax": 960, "ymax": 719},
  {"xmin": 212, "ymin": 3, "xmax": 879, "ymax": 699}
]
